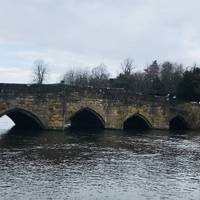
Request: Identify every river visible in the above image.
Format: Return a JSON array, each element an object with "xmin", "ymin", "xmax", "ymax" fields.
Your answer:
[{"xmin": 0, "ymin": 128, "xmax": 200, "ymax": 200}]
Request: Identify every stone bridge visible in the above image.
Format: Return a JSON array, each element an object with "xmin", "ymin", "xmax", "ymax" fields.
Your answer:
[{"xmin": 0, "ymin": 83, "xmax": 200, "ymax": 131}]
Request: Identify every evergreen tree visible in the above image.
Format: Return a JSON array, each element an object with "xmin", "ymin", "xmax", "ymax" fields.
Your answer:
[{"xmin": 177, "ymin": 67, "xmax": 200, "ymax": 101}]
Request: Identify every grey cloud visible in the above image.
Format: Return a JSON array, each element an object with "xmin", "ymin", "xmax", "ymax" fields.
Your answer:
[{"xmin": 0, "ymin": 0, "xmax": 200, "ymax": 83}]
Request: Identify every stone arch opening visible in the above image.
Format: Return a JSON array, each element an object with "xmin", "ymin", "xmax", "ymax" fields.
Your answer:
[
  {"xmin": 169, "ymin": 115, "xmax": 189, "ymax": 130},
  {"xmin": 123, "ymin": 114, "xmax": 152, "ymax": 131},
  {"xmin": 70, "ymin": 107, "xmax": 105, "ymax": 129},
  {"xmin": 0, "ymin": 108, "xmax": 44, "ymax": 130}
]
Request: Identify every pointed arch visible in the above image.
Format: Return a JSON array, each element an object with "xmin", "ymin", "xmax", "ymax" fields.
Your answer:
[
  {"xmin": 169, "ymin": 115, "xmax": 189, "ymax": 130},
  {"xmin": 123, "ymin": 113, "xmax": 152, "ymax": 130},
  {"xmin": 70, "ymin": 107, "xmax": 105, "ymax": 129},
  {"xmin": 0, "ymin": 108, "xmax": 44, "ymax": 130}
]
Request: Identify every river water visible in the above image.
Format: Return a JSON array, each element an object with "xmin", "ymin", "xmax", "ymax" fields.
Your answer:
[{"xmin": 0, "ymin": 128, "xmax": 200, "ymax": 200}]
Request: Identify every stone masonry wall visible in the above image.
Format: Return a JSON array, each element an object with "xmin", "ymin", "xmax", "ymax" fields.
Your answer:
[{"xmin": 0, "ymin": 83, "xmax": 200, "ymax": 130}]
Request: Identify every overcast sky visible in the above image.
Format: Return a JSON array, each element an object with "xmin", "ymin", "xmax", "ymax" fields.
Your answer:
[{"xmin": 0, "ymin": 0, "xmax": 200, "ymax": 83}]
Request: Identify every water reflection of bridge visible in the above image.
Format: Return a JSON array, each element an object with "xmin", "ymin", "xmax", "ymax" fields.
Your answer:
[{"xmin": 0, "ymin": 83, "xmax": 199, "ymax": 131}]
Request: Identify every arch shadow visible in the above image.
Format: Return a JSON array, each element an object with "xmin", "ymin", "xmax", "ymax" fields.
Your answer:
[
  {"xmin": 0, "ymin": 108, "xmax": 44, "ymax": 130},
  {"xmin": 169, "ymin": 115, "xmax": 189, "ymax": 131},
  {"xmin": 123, "ymin": 113, "xmax": 152, "ymax": 131},
  {"xmin": 69, "ymin": 107, "xmax": 105, "ymax": 129}
]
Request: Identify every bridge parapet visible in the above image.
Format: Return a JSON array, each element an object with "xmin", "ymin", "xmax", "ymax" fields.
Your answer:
[
  {"xmin": 0, "ymin": 83, "xmax": 200, "ymax": 130},
  {"xmin": 0, "ymin": 83, "xmax": 167, "ymax": 103}
]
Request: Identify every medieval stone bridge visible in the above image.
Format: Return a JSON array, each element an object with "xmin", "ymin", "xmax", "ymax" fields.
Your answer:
[{"xmin": 0, "ymin": 83, "xmax": 200, "ymax": 131}]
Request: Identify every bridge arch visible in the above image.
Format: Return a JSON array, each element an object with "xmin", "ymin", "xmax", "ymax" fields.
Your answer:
[
  {"xmin": 0, "ymin": 108, "xmax": 44, "ymax": 130},
  {"xmin": 169, "ymin": 115, "xmax": 189, "ymax": 130},
  {"xmin": 69, "ymin": 107, "xmax": 105, "ymax": 129},
  {"xmin": 123, "ymin": 113, "xmax": 152, "ymax": 131}
]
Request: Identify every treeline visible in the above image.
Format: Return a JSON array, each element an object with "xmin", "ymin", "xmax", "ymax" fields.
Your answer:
[
  {"xmin": 33, "ymin": 59, "xmax": 200, "ymax": 101},
  {"xmin": 61, "ymin": 63, "xmax": 110, "ymax": 88},
  {"xmin": 61, "ymin": 59, "xmax": 200, "ymax": 101},
  {"xmin": 110, "ymin": 59, "xmax": 184, "ymax": 97}
]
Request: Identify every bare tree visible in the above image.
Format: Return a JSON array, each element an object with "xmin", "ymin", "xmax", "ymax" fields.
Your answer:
[
  {"xmin": 62, "ymin": 68, "xmax": 90, "ymax": 86},
  {"xmin": 75, "ymin": 69, "xmax": 90, "ymax": 86},
  {"xmin": 121, "ymin": 58, "xmax": 134, "ymax": 76},
  {"xmin": 90, "ymin": 63, "xmax": 110, "ymax": 87},
  {"xmin": 32, "ymin": 60, "xmax": 48, "ymax": 84},
  {"xmin": 91, "ymin": 63, "xmax": 110, "ymax": 79},
  {"xmin": 62, "ymin": 69, "xmax": 76, "ymax": 85}
]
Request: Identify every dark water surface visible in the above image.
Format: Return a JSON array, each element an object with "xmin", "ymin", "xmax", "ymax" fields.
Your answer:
[{"xmin": 0, "ymin": 129, "xmax": 200, "ymax": 200}]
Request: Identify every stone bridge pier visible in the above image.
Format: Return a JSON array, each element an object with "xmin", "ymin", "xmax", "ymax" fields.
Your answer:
[{"xmin": 0, "ymin": 83, "xmax": 200, "ymax": 131}]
